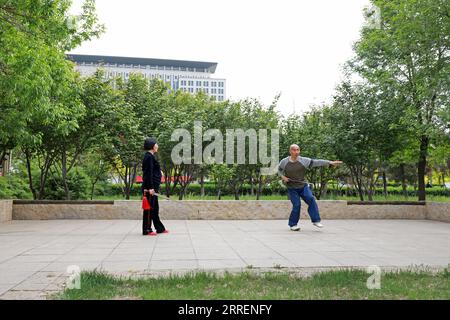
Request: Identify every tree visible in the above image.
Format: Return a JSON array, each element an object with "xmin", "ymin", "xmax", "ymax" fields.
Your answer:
[
  {"xmin": 351, "ymin": 0, "xmax": 450, "ymax": 200},
  {"xmin": 101, "ymin": 76, "xmax": 143, "ymax": 200},
  {"xmin": 0, "ymin": 0, "xmax": 104, "ymax": 198},
  {"xmin": 329, "ymin": 81, "xmax": 400, "ymax": 201},
  {"xmin": 22, "ymin": 52, "xmax": 85, "ymax": 200},
  {"xmin": 210, "ymin": 164, "xmax": 233, "ymax": 200},
  {"xmin": 81, "ymin": 150, "xmax": 112, "ymax": 200},
  {"xmin": 0, "ymin": 0, "xmax": 104, "ymax": 166},
  {"xmin": 56, "ymin": 71, "xmax": 118, "ymax": 199},
  {"xmin": 295, "ymin": 105, "xmax": 338, "ymax": 199}
]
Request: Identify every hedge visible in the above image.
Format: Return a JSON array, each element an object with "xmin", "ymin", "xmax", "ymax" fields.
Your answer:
[
  {"xmin": 0, "ymin": 175, "xmax": 33, "ymax": 199},
  {"xmin": 2, "ymin": 175, "xmax": 447, "ymax": 199},
  {"xmin": 96, "ymin": 182, "xmax": 449, "ymax": 198}
]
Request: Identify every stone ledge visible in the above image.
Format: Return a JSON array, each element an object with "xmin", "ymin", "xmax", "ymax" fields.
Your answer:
[
  {"xmin": 347, "ymin": 201, "xmax": 426, "ymax": 205},
  {"xmin": 10, "ymin": 199, "xmax": 449, "ymax": 221},
  {"xmin": 0, "ymin": 200, "xmax": 13, "ymax": 223},
  {"xmin": 426, "ymin": 202, "xmax": 450, "ymax": 223},
  {"xmin": 13, "ymin": 200, "xmax": 114, "ymax": 205}
]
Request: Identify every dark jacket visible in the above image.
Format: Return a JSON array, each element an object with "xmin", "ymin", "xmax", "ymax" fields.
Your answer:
[{"xmin": 142, "ymin": 152, "xmax": 162, "ymax": 191}]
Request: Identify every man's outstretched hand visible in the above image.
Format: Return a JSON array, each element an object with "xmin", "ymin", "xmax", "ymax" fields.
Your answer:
[{"xmin": 329, "ymin": 161, "xmax": 343, "ymax": 167}]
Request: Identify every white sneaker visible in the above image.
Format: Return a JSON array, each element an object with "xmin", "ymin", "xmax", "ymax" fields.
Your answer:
[
  {"xmin": 313, "ymin": 222, "xmax": 324, "ymax": 228},
  {"xmin": 290, "ymin": 225, "xmax": 300, "ymax": 231}
]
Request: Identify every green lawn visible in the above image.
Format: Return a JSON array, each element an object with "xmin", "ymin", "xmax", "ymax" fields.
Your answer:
[
  {"xmin": 53, "ymin": 268, "xmax": 450, "ymax": 300},
  {"xmin": 94, "ymin": 194, "xmax": 450, "ymax": 202}
]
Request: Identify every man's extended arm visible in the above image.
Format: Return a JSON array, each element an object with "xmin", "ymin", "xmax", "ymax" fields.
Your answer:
[
  {"xmin": 303, "ymin": 157, "xmax": 343, "ymax": 168},
  {"xmin": 300, "ymin": 157, "xmax": 331, "ymax": 169},
  {"xmin": 309, "ymin": 158, "xmax": 331, "ymax": 168}
]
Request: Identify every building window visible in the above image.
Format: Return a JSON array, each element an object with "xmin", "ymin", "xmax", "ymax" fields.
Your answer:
[
  {"xmin": 219, "ymin": 82, "xmax": 224, "ymax": 87},
  {"xmin": 196, "ymin": 81, "xmax": 201, "ymax": 86},
  {"xmin": 211, "ymin": 82, "xmax": 217, "ymax": 87}
]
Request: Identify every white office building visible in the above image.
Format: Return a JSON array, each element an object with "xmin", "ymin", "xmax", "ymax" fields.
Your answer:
[{"xmin": 67, "ymin": 54, "xmax": 226, "ymax": 101}]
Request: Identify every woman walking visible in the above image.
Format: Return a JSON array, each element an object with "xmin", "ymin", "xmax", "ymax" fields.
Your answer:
[{"xmin": 142, "ymin": 137, "xmax": 168, "ymax": 236}]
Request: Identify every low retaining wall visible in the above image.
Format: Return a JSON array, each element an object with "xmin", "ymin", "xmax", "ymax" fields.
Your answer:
[
  {"xmin": 11, "ymin": 199, "xmax": 448, "ymax": 222},
  {"xmin": 425, "ymin": 202, "xmax": 450, "ymax": 223},
  {"xmin": 0, "ymin": 200, "xmax": 13, "ymax": 223}
]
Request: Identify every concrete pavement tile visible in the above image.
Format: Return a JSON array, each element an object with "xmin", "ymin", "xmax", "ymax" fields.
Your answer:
[
  {"xmin": 198, "ymin": 259, "xmax": 247, "ymax": 269},
  {"xmin": 100, "ymin": 261, "xmax": 149, "ymax": 272},
  {"xmin": 149, "ymin": 259, "xmax": 199, "ymax": 270}
]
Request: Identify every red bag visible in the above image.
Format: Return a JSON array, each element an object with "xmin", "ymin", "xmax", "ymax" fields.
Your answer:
[{"xmin": 142, "ymin": 191, "xmax": 151, "ymax": 210}]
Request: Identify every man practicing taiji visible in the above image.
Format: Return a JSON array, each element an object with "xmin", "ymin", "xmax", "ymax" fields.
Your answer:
[{"xmin": 277, "ymin": 144, "xmax": 343, "ymax": 231}]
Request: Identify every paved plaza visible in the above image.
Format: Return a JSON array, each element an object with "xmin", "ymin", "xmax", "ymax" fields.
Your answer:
[{"xmin": 0, "ymin": 219, "xmax": 449, "ymax": 299}]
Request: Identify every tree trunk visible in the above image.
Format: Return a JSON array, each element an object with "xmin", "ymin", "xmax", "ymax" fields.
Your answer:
[
  {"xmin": 24, "ymin": 149, "xmax": 37, "ymax": 200},
  {"xmin": 200, "ymin": 172, "xmax": 205, "ymax": 197},
  {"xmin": 400, "ymin": 163, "xmax": 408, "ymax": 198},
  {"xmin": 179, "ymin": 181, "xmax": 188, "ymax": 200},
  {"xmin": 256, "ymin": 174, "xmax": 263, "ymax": 200},
  {"xmin": 417, "ymin": 135, "xmax": 429, "ymax": 201},
  {"xmin": 0, "ymin": 150, "xmax": 6, "ymax": 166},
  {"xmin": 367, "ymin": 178, "xmax": 374, "ymax": 201},
  {"xmin": 350, "ymin": 166, "xmax": 364, "ymax": 201},
  {"xmin": 90, "ymin": 183, "xmax": 95, "ymax": 200},
  {"xmin": 130, "ymin": 164, "xmax": 137, "ymax": 200},
  {"xmin": 382, "ymin": 171, "xmax": 387, "ymax": 199},
  {"xmin": 61, "ymin": 151, "xmax": 70, "ymax": 200},
  {"xmin": 320, "ymin": 181, "xmax": 328, "ymax": 200},
  {"xmin": 37, "ymin": 155, "xmax": 53, "ymax": 200},
  {"xmin": 90, "ymin": 170, "xmax": 102, "ymax": 200},
  {"xmin": 124, "ymin": 166, "xmax": 130, "ymax": 200}
]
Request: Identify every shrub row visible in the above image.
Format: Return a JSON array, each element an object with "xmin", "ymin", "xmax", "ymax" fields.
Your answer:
[
  {"xmin": 98, "ymin": 182, "xmax": 450, "ymax": 197},
  {"xmin": 1, "ymin": 175, "xmax": 448, "ymax": 199}
]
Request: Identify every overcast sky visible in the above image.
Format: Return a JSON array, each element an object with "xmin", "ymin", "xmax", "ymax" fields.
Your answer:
[{"xmin": 69, "ymin": 0, "xmax": 371, "ymax": 116}]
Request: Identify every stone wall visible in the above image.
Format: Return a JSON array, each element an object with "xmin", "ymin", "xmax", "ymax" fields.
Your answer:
[
  {"xmin": 0, "ymin": 200, "xmax": 13, "ymax": 223},
  {"xmin": 345, "ymin": 201, "xmax": 427, "ymax": 220},
  {"xmin": 11, "ymin": 199, "xmax": 448, "ymax": 221},
  {"xmin": 426, "ymin": 202, "xmax": 450, "ymax": 223}
]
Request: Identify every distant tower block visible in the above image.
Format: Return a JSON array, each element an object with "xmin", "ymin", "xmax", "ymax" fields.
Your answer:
[{"xmin": 67, "ymin": 54, "xmax": 227, "ymax": 101}]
